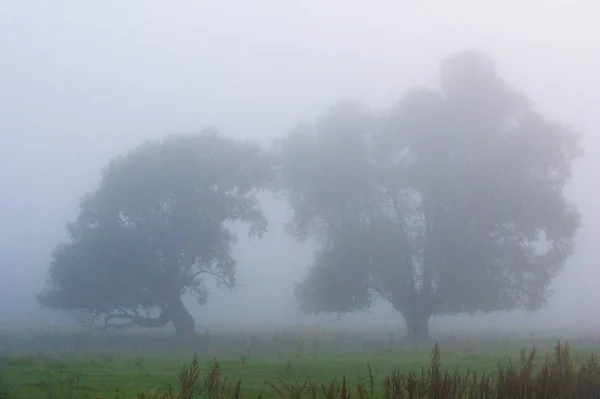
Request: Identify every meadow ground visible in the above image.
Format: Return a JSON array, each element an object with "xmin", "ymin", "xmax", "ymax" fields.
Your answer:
[{"xmin": 1, "ymin": 325, "xmax": 600, "ymax": 398}]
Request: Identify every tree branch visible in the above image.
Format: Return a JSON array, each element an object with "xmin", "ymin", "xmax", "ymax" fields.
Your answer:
[
  {"xmin": 192, "ymin": 269, "xmax": 236, "ymax": 288},
  {"xmin": 100, "ymin": 308, "xmax": 170, "ymax": 331}
]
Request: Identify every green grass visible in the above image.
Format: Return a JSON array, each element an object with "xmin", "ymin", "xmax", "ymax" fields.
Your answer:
[
  {"xmin": 1, "ymin": 328, "xmax": 600, "ymax": 398},
  {"xmin": 0, "ymin": 351, "xmax": 486, "ymax": 397}
]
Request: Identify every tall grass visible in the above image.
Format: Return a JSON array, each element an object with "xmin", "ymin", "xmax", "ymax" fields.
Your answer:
[
  {"xmin": 139, "ymin": 341, "xmax": 600, "ymax": 399},
  {"xmin": 3, "ymin": 340, "xmax": 600, "ymax": 398}
]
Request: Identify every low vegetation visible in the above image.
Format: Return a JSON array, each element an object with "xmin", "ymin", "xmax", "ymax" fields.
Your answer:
[
  {"xmin": 2, "ymin": 328, "xmax": 600, "ymax": 398},
  {"xmin": 151, "ymin": 341, "xmax": 600, "ymax": 399}
]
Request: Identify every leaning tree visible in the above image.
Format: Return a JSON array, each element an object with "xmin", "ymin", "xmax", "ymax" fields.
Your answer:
[
  {"xmin": 276, "ymin": 50, "xmax": 582, "ymax": 342},
  {"xmin": 37, "ymin": 130, "xmax": 273, "ymax": 335}
]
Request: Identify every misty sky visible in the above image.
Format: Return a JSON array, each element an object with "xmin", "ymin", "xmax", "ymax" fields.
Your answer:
[{"xmin": 1, "ymin": 1, "xmax": 599, "ymax": 332}]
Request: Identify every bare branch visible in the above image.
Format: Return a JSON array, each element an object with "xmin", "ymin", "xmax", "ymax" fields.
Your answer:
[
  {"xmin": 192, "ymin": 269, "xmax": 237, "ymax": 288},
  {"xmin": 328, "ymin": 313, "xmax": 341, "ymax": 322}
]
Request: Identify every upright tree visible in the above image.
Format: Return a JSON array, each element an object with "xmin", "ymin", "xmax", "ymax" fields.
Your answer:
[
  {"xmin": 37, "ymin": 130, "xmax": 273, "ymax": 335},
  {"xmin": 276, "ymin": 50, "xmax": 582, "ymax": 342}
]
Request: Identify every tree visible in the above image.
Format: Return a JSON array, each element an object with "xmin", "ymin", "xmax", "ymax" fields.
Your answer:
[
  {"xmin": 37, "ymin": 130, "xmax": 273, "ymax": 335},
  {"xmin": 276, "ymin": 50, "xmax": 582, "ymax": 342}
]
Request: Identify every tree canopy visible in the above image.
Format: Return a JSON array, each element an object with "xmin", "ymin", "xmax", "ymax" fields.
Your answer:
[
  {"xmin": 276, "ymin": 50, "xmax": 582, "ymax": 342},
  {"xmin": 37, "ymin": 131, "xmax": 273, "ymax": 334}
]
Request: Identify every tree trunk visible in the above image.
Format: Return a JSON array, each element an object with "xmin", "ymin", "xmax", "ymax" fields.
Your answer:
[
  {"xmin": 402, "ymin": 307, "xmax": 431, "ymax": 344},
  {"xmin": 165, "ymin": 297, "xmax": 196, "ymax": 335},
  {"xmin": 392, "ymin": 291, "xmax": 433, "ymax": 344}
]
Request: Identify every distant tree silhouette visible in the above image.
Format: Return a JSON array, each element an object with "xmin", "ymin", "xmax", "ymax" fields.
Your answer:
[
  {"xmin": 38, "ymin": 131, "xmax": 273, "ymax": 335},
  {"xmin": 276, "ymin": 50, "xmax": 582, "ymax": 342}
]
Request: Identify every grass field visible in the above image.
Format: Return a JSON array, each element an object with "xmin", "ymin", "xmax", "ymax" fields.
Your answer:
[{"xmin": 1, "ymin": 326, "xmax": 600, "ymax": 398}]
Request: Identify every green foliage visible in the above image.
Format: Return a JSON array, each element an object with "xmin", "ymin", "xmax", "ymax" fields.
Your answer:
[
  {"xmin": 37, "ymin": 130, "xmax": 273, "ymax": 331},
  {"xmin": 277, "ymin": 50, "xmax": 582, "ymax": 338}
]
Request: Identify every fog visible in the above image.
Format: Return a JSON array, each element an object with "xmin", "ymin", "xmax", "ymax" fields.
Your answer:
[{"xmin": 1, "ymin": 0, "xmax": 599, "ymax": 334}]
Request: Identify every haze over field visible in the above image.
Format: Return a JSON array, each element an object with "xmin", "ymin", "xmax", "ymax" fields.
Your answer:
[{"xmin": 1, "ymin": 0, "xmax": 599, "ymax": 334}]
